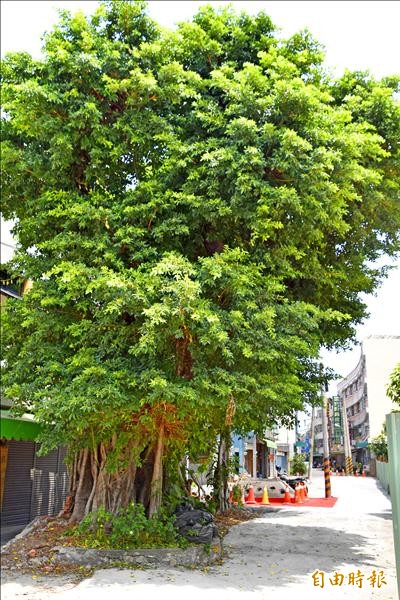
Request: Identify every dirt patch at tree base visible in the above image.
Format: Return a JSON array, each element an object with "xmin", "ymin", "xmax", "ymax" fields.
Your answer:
[
  {"xmin": 1, "ymin": 509, "xmax": 256, "ymax": 579},
  {"xmin": 1, "ymin": 517, "xmax": 94, "ymax": 580}
]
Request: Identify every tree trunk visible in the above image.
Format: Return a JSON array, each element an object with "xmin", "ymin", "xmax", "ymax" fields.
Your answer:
[
  {"xmin": 215, "ymin": 396, "xmax": 236, "ymax": 513},
  {"xmin": 68, "ymin": 438, "xmax": 141, "ymax": 522},
  {"xmin": 215, "ymin": 427, "xmax": 231, "ymax": 513},
  {"xmin": 134, "ymin": 443, "xmax": 154, "ymax": 509},
  {"xmin": 70, "ymin": 448, "xmax": 92, "ymax": 522},
  {"xmin": 148, "ymin": 421, "xmax": 165, "ymax": 517},
  {"xmin": 64, "ymin": 404, "xmax": 185, "ymax": 523}
]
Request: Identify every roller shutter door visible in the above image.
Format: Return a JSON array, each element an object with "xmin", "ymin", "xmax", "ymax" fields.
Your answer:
[
  {"xmin": 30, "ymin": 446, "xmax": 69, "ymax": 519},
  {"xmin": 55, "ymin": 446, "xmax": 69, "ymax": 514},
  {"xmin": 1, "ymin": 440, "xmax": 35, "ymax": 527}
]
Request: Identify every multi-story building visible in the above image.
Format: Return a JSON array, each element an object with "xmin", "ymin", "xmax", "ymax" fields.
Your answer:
[
  {"xmin": 327, "ymin": 396, "xmax": 345, "ymax": 467},
  {"xmin": 231, "ymin": 428, "xmax": 278, "ymax": 478},
  {"xmin": 313, "ymin": 408, "xmax": 324, "ymax": 465},
  {"xmin": 275, "ymin": 425, "xmax": 296, "ymax": 473},
  {"xmin": 337, "ymin": 335, "xmax": 400, "ymax": 469},
  {"xmin": 308, "ymin": 399, "xmax": 345, "ymax": 469}
]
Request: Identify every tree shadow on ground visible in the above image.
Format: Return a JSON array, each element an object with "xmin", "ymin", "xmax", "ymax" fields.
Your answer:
[
  {"xmin": 244, "ymin": 506, "xmax": 309, "ymax": 518},
  {"xmin": 79, "ymin": 520, "xmax": 378, "ymax": 597},
  {"xmin": 367, "ymin": 510, "xmax": 392, "ymax": 521}
]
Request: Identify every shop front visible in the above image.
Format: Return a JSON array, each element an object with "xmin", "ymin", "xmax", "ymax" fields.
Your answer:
[{"xmin": 1, "ymin": 411, "xmax": 68, "ymax": 537}]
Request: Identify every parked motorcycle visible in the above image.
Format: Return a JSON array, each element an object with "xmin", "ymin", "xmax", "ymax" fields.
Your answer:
[{"xmin": 277, "ymin": 471, "xmax": 309, "ymax": 493}]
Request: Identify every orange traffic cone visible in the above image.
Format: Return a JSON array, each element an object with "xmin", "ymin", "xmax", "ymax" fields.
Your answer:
[
  {"xmin": 303, "ymin": 482, "xmax": 308, "ymax": 499},
  {"xmin": 299, "ymin": 483, "xmax": 306, "ymax": 502},
  {"xmin": 335, "ymin": 469, "xmax": 338, "ymax": 476},
  {"xmin": 294, "ymin": 484, "xmax": 302, "ymax": 503},
  {"xmin": 245, "ymin": 485, "xmax": 257, "ymax": 505},
  {"xmin": 355, "ymin": 470, "xmax": 359, "ymax": 477},
  {"xmin": 261, "ymin": 486, "xmax": 270, "ymax": 505},
  {"xmin": 300, "ymin": 483, "xmax": 305, "ymax": 503},
  {"xmin": 283, "ymin": 489, "xmax": 292, "ymax": 503},
  {"xmin": 362, "ymin": 470, "xmax": 366, "ymax": 478}
]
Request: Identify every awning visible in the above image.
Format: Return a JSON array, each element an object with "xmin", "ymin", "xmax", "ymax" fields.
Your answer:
[
  {"xmin": 1, "ymin": 410, "xmax": 42, "ymax": 441},
  {"xmin": 355, "ymin": 441, "xmax": 369, "ymax": 449},
  {"xmin": 265, "ymin": 439, "xmax": 277, "ymax": 449},
  {"xmin": 277, "ymin": 443, "xmax": 289, "ymax": 452}
]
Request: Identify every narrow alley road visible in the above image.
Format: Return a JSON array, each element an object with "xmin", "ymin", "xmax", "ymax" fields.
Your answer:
[{"xmin": 2, "ymin": 470, "xmax": 398, "ymax": 599}]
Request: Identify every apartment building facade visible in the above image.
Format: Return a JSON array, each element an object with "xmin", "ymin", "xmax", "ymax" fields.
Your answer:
[{"xmin": 337, "ymin": 336, "xmax": 400, "ymax": 469}]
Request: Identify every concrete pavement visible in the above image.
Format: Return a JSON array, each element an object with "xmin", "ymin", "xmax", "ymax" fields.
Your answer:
[{"xmin": 1, "ymin": 470, "xmax": 398, "ymax": 599}]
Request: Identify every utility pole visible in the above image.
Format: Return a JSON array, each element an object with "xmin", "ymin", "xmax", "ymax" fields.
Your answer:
[
  {"xmin": 286, "ymin": 429, "xmax": 292, "ymax": 475},
  {"xmin": 308, "ymin": 405, "xmax": 315, "ymax": 480},
  {"xmin": 321, "ymin": 386, "xmax": 331, "ymax": 498},
  {"xmin": 342, "ymin": 395, "xmax": 354, "ymax": 475}
]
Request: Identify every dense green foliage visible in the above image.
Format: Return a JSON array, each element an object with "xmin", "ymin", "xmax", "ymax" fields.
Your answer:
[
  {"xmin": 1, "ymin": 1, "xmax": 399, "ymax": 514},
  {"xmin": 67, "ymin": 503, "xmax": 187, "ymax": 549},
  {"xmin": 387, "ymin": 363, "xmax": 400, "ymax": 405},
  {"xmin": 369, "ymin": 427, "xmax": 388, "ymax": 462},
  {"xmin": 290, "ymin": 453, "xmax": 307, "ymax": 475}
]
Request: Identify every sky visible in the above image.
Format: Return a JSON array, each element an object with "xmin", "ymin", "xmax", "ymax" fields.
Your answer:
[{"xmin": 1, "ymin": 0, "xmax": 399, "ymax": 390}]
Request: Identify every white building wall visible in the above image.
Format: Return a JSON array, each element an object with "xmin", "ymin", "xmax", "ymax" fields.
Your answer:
[
  {"xmin": 363, "ymin": 336, "xmax": 400, "ymax": 438},
  {"xmin": 337, "ymin": 335, "xmax": 400, "ymax": 446},
  {"xmin": 276, "ymin": 426, "xmax": 296, "ymax": 445},
  {"xmin": 275, "ymin": 426, "xmax": 295, "ymax": 472}
]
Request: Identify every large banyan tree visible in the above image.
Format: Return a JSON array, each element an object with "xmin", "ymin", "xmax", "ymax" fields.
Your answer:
[{"xmin": 1, "ymin": 1, "xmax": 399, "ymax": 519}]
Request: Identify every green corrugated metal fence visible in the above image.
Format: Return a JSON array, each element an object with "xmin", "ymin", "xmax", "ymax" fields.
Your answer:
[
  {"xmin": 376, "ymin": 460, "xmax": 390, "ymax": 494},
  {"xmin": 386, "ymin": 413, "xmax": 400, "ymax": 600}
]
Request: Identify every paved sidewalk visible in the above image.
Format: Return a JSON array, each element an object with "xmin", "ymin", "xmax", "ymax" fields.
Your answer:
[{"xmin": 2, "ymin": 470, "xmax": 398, "ymax": 599}]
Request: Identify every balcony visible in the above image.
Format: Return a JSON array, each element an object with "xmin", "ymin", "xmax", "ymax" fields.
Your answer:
[
  {"xmin": 344, "ymin": 387, "xmax": 365, "ymax": 408},
  {"xmin": 348, "ymin": 408, "xmax": 368, "ymax": 428}
]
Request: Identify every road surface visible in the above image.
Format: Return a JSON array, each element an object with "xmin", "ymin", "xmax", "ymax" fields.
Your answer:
[{"xmin": 1, "ymin": 470, "xmax": 398, "ymax": 599}]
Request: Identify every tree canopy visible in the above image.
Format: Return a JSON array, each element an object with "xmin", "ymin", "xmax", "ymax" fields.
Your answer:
[
  {"xmin": 387, "ymin": 363, "xmax": 400, "ymax": 405},
  {"xmin": 1, "ymin": 1, "xmax": 399, "ymax": 517}
]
